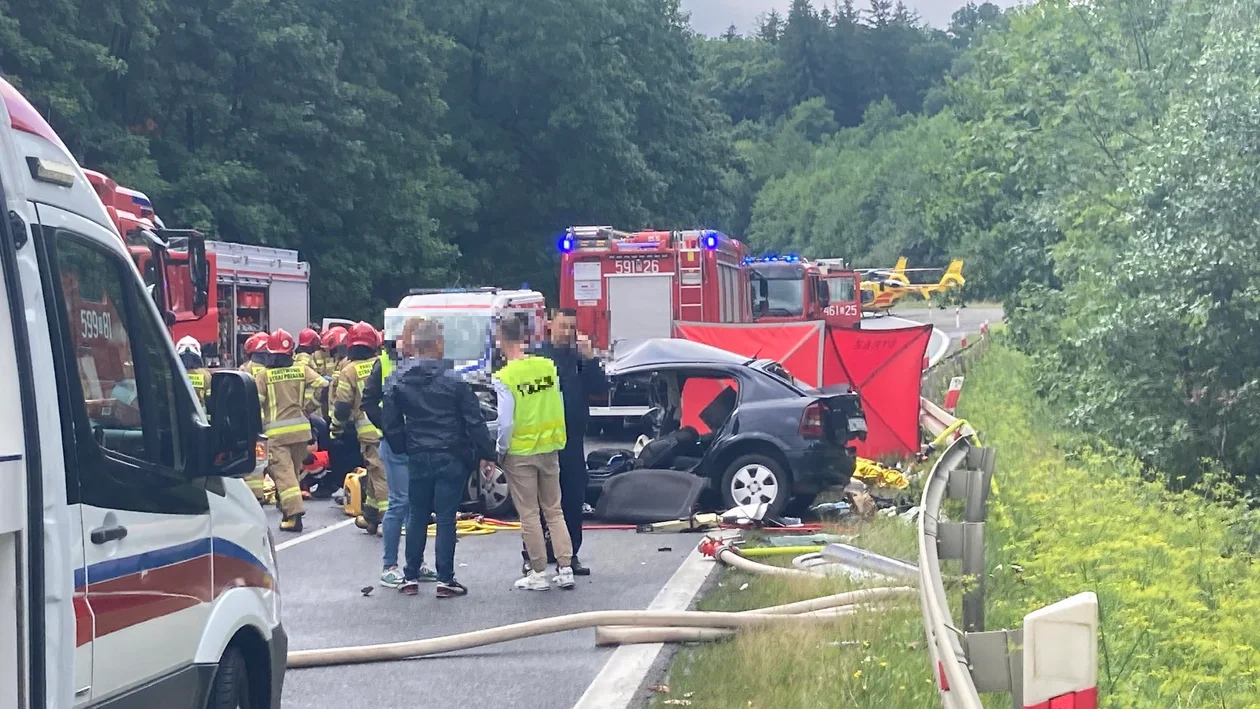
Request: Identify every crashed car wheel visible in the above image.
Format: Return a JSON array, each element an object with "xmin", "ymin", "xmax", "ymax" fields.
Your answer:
[
  {"xmin": 720, "ymin": 454, "xmax": 789, "ymax": 519},
  {"xmin": 474, "ymin": 464, "xmax": 514, "ymax": 518}
]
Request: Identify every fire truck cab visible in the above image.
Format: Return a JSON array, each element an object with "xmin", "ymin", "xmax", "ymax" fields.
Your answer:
[
  {"xmin": 745, "ymin": 254, "xmax": 863, "ymax": 330},
  {"xmin": 559, "ymin": 226, "xmax": 749, "ymax": 355},
  {"xmin": 81, "ymin": 170, "xmax": 211, "ymax": 332}
]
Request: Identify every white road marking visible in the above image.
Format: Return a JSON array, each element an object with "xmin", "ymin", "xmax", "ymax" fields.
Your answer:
[
  {"xmin": 572, "ymin": 537, "xmax": 730, "ymax": 709},
  {"xmin": 275, "ymin": 518, "xmax": 357, "ymax": 552}
]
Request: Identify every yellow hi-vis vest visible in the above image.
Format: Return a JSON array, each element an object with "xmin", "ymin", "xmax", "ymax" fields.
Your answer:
[
  {"xmin": 380, "ymin": 354, "xmax": 393, "ymax": 381},
  {"xmin": 496, "ymin": 356, "xmax": 567, "ymax": 456}
]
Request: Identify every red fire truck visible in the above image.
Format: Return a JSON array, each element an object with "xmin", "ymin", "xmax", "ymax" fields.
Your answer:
[
  {"xmin": 82, "ymin": 170, "xmax": 311, "ymax": 368},
  {"xmin": 559, "ymin": 226, "xmax": 750, "ymax": 354},
  {"xmin": 83, "ymin": 169, "xmax": 211, "ymax": 328},
  {"xmin": 745, "ymin": 254, "xmax": 863, "ymax": 330}
]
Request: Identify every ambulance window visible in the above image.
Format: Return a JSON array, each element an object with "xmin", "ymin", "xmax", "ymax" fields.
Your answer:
[{"xmin": 50, "ymin": 235, "xmax": 182, "ymax": 470}]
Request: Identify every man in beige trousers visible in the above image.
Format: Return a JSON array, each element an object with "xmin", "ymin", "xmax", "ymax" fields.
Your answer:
[{"xmin": 492, "ymin": 316, "xmax": 577, "ymax": 591}]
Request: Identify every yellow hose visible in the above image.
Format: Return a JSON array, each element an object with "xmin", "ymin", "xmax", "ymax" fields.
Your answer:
[{"xmin": 737, "ymin": 545, "xmax": 824, "ymax": 558}]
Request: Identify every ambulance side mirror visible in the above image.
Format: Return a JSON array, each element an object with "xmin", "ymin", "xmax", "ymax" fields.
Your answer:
[{"xmin": 200, "ymin": 370, "xmax": 263, "ymax": 477}]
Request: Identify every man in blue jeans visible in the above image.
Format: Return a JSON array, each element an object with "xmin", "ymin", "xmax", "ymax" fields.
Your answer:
[
  {"xmin": 382, "ymin": 318, "xmax": 495, "ymax": 598},
  {"xmin": 363, "ymin": 328, "xmax": 432, "ymax": 587}
]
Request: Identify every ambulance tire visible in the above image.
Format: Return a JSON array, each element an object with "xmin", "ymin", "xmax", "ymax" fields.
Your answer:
[{"xmin": 207, "ymin": 645, "xmax": 254, "ymax": 709}]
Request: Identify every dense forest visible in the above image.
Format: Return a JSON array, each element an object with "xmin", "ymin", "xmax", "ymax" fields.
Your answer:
[{"xmin": 5, "ymin": 0, "xmax": 1260, "ymax": 484}]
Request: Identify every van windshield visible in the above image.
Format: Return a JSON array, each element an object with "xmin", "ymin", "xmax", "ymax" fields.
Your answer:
[{"xmin": 385, "ymin": 310, "xmax": 493, "ymax": 362}]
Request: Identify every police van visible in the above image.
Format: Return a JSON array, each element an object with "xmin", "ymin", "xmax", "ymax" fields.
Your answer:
[{"xmin": 0, "ymin": 78, "xmax": 285, "ymax": 707}]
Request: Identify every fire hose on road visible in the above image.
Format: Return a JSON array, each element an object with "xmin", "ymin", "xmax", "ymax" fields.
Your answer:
[{"xmin": 285, "ymin": 539, "xmax": 915, "ymax": 669}]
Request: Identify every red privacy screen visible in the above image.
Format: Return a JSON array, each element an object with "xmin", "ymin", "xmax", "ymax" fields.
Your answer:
[{"xmin": 672, "ymin": 322, "xmax": 930, "ymax": 458}]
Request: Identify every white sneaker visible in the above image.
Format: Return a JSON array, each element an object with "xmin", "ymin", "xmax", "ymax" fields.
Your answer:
[
  {"xmin": 514, "ymin": 570, "xmax": 550, "ymax": 591},
  {"xmin": 554, "ymin": 566, "xmax": 576, "ymax": 590}
]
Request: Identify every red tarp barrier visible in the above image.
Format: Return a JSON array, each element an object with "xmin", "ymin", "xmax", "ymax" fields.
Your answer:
[
  {"xmin": 680, "ymin": 378, "xmax": 738, "ymax": 434},
  {"xmin": 672, "ymin": 322, "xmax": 825, "ymax": 386},
  {"xmin": 672, "ymin": 321, "xmax": 930, "ymax": 458},
  {"xmin": 823, "ymin": 325, "xmax": 931, "ymax": 458}
]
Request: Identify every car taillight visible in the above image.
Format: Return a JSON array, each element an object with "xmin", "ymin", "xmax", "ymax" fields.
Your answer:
[{"xmin": 800, "ymin": 401, "xmax": 824, "ymax": 438}]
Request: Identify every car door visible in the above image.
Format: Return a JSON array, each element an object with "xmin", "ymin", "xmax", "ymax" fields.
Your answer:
[{"xmin": 35, "ymin": 204, "xmax": 213, "ymax": 703}]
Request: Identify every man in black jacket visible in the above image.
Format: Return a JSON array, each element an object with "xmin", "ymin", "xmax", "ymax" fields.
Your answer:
[
  {"xmin": 523, "ymin": 309, "xmax": 608, "ymax": 576},
  {"xmin": 382, "ymin": 318, "xmax": 495, "ymax": 598}
]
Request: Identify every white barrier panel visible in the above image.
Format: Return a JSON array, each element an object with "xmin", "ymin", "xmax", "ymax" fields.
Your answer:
[{"xmin": 1022, "ymin": 592, "xmax": 1100, "ymax": 709}]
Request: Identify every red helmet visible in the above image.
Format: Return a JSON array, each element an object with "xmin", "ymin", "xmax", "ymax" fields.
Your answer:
[
  {"xmin": 377, "ymin": 329, "xmax": 386, "ymax": 347},
  {"xmin": 298, "ymin": 327, "xmax": 321, "ymax": 349},
  {"xmin": 321, "ymin": 326, "xmax": 347, "ymax": 350},
  {"xmin": 345, "ymin": 321, "xmax": 378, "ymax": 349},
  {"xmin": 266, "ymin": 329, "xmax": 296, "ymax": 355},
  {"xmin": 244, "ymin": 332, "xmax": 270, "ymax": 355}
]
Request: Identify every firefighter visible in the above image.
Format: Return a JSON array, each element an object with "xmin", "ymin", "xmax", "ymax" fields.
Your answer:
[
  {"xmin": 322, "ymin": 326, "xmax": 349, "ymax": 378},
  {"xmin": 332, "ymin": 321, "xmax": 388, "ymax": 534},
  {"xmin": 176, "ymin": 336, "xmax": 212, "ymax": 408},
  {"xmin": 295, "ymin": 328, "xmax": 323, "ymax": 373},
  {"xmin": 255, "ymin": 328, "xmax": 329, "ymax": 532},
  {"xmin": 240, "ymin": 332, "xmax": 271, "ymax": 377}
]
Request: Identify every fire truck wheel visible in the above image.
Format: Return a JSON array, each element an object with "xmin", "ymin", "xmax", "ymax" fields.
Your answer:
[
  {"xmin": 207, "ymin": 645, "xmax": 253, "ymax": 709},
  {"xmin": 720, "ymin": 454, "xmax": 789, "ymax": 519}
]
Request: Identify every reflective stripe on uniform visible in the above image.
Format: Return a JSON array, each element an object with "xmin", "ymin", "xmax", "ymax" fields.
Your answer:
[
  {"xmin": 264, "ymin": 417, "xmax": 311, "ymax": 437},
  {"xmin": 245, "ymin": 478, "xmax": 266, "ymax": 490},
  {"xmin": 278, "ymin": 486, "xmax": 303, "ymax": 502},
  {"xmin": 365, "ymin": 496, "xmax": 388, "ymax": 512}
]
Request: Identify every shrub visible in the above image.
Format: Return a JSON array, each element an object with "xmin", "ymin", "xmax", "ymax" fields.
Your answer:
[{"xmin": 967, "ymin": 341, "xmax": 1260, "ymax": 707}]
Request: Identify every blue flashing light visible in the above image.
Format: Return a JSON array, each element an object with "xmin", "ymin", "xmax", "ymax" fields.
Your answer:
[
  {"xmin": 559, "ymin": 235, "xmax": 575, "ymax": 253},
  {"xmin": 703, "ymin": 231, "xmax": 719, "ymax": 250}
]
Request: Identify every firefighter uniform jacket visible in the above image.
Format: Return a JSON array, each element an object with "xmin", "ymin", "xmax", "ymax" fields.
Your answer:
[
  {"xmin": 254, "ymin": 365, "xmax": 329, "ymax": 446},
  {"xmin": 186, "ymin": 368, "xmax": 212, "ymax": 408},
  {"xmin": 331, "ymin": 357, "xmax": 381, "ymax": 443}
]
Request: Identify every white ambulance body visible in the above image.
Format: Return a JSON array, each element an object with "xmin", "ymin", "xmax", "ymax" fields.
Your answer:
[{"xmin": 0, "ymin": 78, "xmax": 283, "ymax": 708}]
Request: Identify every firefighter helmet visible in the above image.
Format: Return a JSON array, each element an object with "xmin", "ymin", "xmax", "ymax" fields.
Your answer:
[
  {"xmin": 244, "ymin": 332, "xmax": 270, "ymax": 355},
  {"xmin": 175, "ymin": 336, "xmax": 201, "ymax": 358},
  {"xmin": 298, "ymin": 327, "xmax": 321, "ymax": 349},
  {"xmin": 266, "ymin": 329, "xmax": 296, "ymax": 355},
  {"xmin": 345, "ymin": 321, "xmax": 378, "ymax": 349},
  {"xmin": 321, "ymin": 326, "xmax": 347, "ymax": 350}
]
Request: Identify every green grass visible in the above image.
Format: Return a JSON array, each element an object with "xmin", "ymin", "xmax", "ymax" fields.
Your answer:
[{"xmin": 648, "ymin": 517, "xmax": 938, "ymax": 709}]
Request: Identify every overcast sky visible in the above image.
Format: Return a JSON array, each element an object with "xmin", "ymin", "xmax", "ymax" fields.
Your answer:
[{"xmin": 681, "ymin": 0, "xmax": 1021, "ymax": 34}]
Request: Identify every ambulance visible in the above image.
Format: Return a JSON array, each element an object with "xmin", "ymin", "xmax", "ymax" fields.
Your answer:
[{"xmin": 0, "ymin": 78, "xmax": 284, "ymax": 708}]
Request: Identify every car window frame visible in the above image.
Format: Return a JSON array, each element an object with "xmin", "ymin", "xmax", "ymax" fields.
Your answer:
[{"xmin": 33, "ymin": 206, "xmax": 206, "ymax": 514}]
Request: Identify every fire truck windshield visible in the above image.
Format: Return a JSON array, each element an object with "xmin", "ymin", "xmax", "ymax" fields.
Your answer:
[{"xmin": 754, "ymin": 277, "xmax": 804, "ymax": 317}]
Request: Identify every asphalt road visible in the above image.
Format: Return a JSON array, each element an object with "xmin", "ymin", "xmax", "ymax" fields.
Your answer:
[
  {"xmin": 273, "ymin": 438, "xmax": 691, "ymax": 709},
  {"xmin": 870, "ymin": 303, "xmax": 1002, "ymax": 354}
]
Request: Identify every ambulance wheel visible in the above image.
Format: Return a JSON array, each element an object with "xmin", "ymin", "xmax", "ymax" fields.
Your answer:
[{"xmin": 207, "ymin": 645, "xmax": 253, "ymax": 709}]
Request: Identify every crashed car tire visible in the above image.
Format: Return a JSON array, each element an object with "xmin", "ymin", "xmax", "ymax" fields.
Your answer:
[
  {"xmin": 720, "ymin": 453, "xmax": 790, "ymax": 520},
  {"xmin": 464, "ymin": 465, "xmax": 515, "ymax": 518}
]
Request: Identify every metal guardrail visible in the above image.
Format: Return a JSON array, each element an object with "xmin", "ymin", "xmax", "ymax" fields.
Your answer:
[
  {"xmin": 917, "ymin": 329, "xmax": 1100, "ymax": 709},
  {"xmin": 918, "ymin": 437, "xmax": 995, "ymax": 709}
]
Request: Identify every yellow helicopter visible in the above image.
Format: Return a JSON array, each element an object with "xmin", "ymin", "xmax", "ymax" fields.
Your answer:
[{"xmin": 859, "ymin": 259, "xmax": 965, "ymax": 315}]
